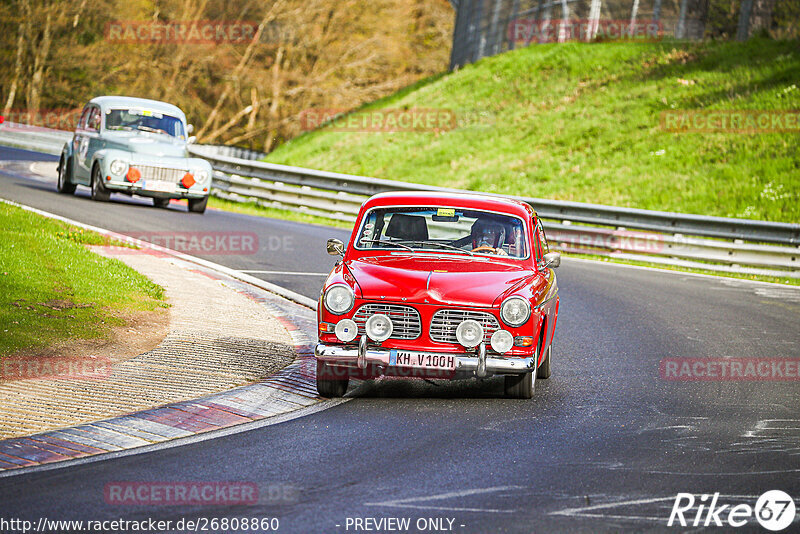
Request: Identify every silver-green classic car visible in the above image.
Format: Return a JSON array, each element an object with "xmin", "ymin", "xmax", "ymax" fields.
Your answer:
[{"xmin": 57, "ymin": 96, "xmax": 212, "ymax": 213}]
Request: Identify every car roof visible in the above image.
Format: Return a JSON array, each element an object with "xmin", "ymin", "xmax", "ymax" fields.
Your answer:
[
  {"xmin": 363, "ymin": 191, "xmax": 536, "ymax": 219},
  {"xmin": 88, "ymin": 96, "xmax": 186, "ymax": 120}
]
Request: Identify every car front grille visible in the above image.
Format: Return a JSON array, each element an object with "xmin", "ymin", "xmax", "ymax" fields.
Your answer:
[
  {"xmin": 353, "ymin": 304, "xmax": 421, "ymax": 340},
  {"xmin": 136, "ymin": 165, "xmax": 187, "ymax": 183},
  {"xmin": 430, "ymin": 309, "xmax": 500, "ymax": 344}
]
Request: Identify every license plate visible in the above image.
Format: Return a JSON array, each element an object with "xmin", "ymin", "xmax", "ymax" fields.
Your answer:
[
  {"xmin": 142, "ymin": 180, "xmax": 176, "ymax": 193},
  {"xmin": 390, "ymin": 350, "xmax": 456, "ymax": 370}
]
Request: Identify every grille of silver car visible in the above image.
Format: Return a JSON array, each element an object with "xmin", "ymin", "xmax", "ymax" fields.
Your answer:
[
  {"xmin": 136, "ymin": 165, "xmax": 187, "ymax": 183},
  {"xmin": 353, "ymin": 304, "xmax": 421, "ymax": 340},
  {"xmin": 429, "ymin": 309, "xmax": 500, "ymax": 344}
]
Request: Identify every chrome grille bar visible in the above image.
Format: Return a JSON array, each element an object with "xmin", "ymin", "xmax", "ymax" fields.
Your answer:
[
  {"xmin": 353, "ymin": 304, "xmax": 421, "ymax": 340},
  {"xmin": 430, "ymin": 309, "xmax": 500, "ymax": 344},
  {"xmin": 137, "ymin": 165, "xmax": 187, "ymax": 183}
]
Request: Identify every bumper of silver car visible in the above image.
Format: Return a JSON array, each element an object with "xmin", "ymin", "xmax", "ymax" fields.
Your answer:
[{"xmin": 315, "ymin": 339, "xmax": 535, "ymax": 377}]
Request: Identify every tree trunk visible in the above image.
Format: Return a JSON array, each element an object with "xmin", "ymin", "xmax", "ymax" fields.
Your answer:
[
  {"xmin": 2, "ymin": 25, "xmax": 25, "ymax": 116},
  {"xmin": 737, "ymin": 0, "xmax": 754, "ymax": 40},
  {"xmin": 588, "ymin": 0, "xmax": 602, "ymax": 40},
  {"xmin": 748, "ymin": 0, "xmax": 777, "ymax": 36},
  {"xmin": 677, "ymin": 0, "xmax": 690, "ymax": 38},
  {"xmin": 28, "ymin": 10, "xmax": 53, "ymax": 121},
  {"xmin": 557, "ymin": 0, "xmax": 570, "ymax": 43},
  {"xmin": 629, "ymin": 0, "xmax": 640, "ymax": 35}
]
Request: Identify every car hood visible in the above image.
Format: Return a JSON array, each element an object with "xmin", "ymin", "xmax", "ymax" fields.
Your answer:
[
  {"xmin": 346, "ymin": 256, "xmax": 535, "ymax": 307},
  {"xmin": 103, "ymin": 131, "xmax": 188, "ymax": 158}
]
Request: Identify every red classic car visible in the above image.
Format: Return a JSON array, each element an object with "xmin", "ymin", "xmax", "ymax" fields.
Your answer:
[{"xmin": 314, "ymin": 191, "xmax": 560, "ymax": 399}]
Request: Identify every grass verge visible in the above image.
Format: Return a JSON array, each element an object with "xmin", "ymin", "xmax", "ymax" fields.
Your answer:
[
  {"xmin": 264, "ymin": 38, "xmax": 800, "ymax": 223},
  {"xmin": 0, "ymin": 203, "xmax": 166, "ymax": 356}
]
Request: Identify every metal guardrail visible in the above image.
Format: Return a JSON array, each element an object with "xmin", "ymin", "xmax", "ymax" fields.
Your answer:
[
  {"xmin": 1, "ymin": 123, "xmax": 798, "ymax": 278},
  {"xmin": 0, "ymin": 123, "xmax": 73, "ymax": 155}
]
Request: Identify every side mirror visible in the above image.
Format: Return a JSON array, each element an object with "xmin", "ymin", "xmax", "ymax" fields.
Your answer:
[
  {"xmin": 187, "ymin": 135, "xmax": 197, "ymax": 144},
  {"xmin": 540, "ymin": 251, "xmax": 561, "ymax": 270},
  {"xmin": 327, "ymin": 238, "xmax": 345, "ymax": 256},
  {"xmin": 186, "ymin": 124, "xmax": 194, "ymax": 134}
]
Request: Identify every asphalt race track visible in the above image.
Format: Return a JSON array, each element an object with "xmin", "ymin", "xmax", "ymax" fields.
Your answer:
[{"xmin": 1, "ymin": 146, "xmax": 799, "ymax": 533}]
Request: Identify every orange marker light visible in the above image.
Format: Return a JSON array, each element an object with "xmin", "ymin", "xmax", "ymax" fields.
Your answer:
[
  {"xmin": 126, "ymin": 167, "xmax": 141, "ymax": 183},
  {"xmin": 514, "ymin": 336, "xmax": 535, "ymax": 347},
  {"xmin": 181, "ymin": 173, "xmax": 196, "ymax": 189}
]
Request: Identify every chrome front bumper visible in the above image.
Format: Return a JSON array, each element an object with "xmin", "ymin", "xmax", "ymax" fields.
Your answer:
[{"xmin": 315, "ymin": 338, "xmax": 535, "ymax": 377}]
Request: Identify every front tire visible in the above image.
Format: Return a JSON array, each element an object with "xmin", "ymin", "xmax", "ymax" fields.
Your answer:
[
  {"xmin": 91, "ymin": 165, "xmax": 110, "ymax": 202},
  {"xmin": 316, "ymin": 360, "xmax": 349, "ymax": 397},
  {"xmin": 57, "ymin": 156, "xmax": 76, "ymax": 195},
  {"xmin": 537, "ymin": 343, "xmax": 551, "ymax": 379},
  {"xmin": 188, "ymin": 195, "xmax": 208, "ymax": 214},
  {"xmin": 504, "ymin": 371, "xmax": 535, "ymax": 399}
]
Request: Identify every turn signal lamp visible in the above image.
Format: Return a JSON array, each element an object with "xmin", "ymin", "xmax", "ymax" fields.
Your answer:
[{"xmin": 126, "ymin": 167, "xmax": 141, "ymax": 183}]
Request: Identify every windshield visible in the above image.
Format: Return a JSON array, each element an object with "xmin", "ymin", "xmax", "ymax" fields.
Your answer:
[
  {"xmin": 105, "ymin": 108, "xmax": 186, "ymax": 139},
  {"xmin": 355, "ymin": 206, "xmax": 528, "ymax": 258}
]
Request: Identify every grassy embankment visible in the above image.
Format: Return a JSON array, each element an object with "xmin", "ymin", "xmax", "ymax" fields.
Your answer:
[
  {"xmin": 0, "ymin": 203, "xmax": 165, "ymax": 357},
  {"xmin": 215, "ymin": 38, "xmax": 800, "ymax": 284}
]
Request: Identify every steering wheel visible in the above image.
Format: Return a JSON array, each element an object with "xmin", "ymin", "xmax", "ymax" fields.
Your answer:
[{"xmin": 471, "ymin": 245, "xmax": 498, "ymax": 254}]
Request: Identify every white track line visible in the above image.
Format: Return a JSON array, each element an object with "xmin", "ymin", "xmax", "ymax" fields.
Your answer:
[{"xmin": 241, "ymin": 270, "xmax": 329, "ymax": 276}]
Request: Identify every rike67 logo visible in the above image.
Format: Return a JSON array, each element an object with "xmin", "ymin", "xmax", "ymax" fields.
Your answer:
[{"xmin": 668, "ymin": 491, "xmax": 796, "ymax": 531}]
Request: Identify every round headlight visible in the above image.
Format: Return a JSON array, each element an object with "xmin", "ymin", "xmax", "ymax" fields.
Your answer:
[
  {"xmin": 500, "ymin": 297, "xmax": 531, "ymax": 327},
  {"xmin": 323, "ymin": 284, "xmax": 355, "ymax": 315},
  {"xmin": 110, "ymin": 160, "xmax": 127, "ymax": 175},
  {"xmin": 335, "ymin": 319, "xmax": 358, "ymax": 342},
  {"xmin": 455, "ymin": 319, "xmax": 484, "ymax": 348},
  {"xmin": 196, "ymin": 170, "xmax": 210, "ymax": 183},
  {"xmin": 365, "ymin": 314, "xmax": 393, "ymax": 342},
  {"xmin": 490, "ymin": 330, "xmax": 514, "ymax": 354}
]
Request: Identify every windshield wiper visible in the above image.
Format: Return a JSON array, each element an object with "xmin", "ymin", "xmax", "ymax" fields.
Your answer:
[
  {"xmin": 396, "ymin": 240, "xmax": 473, "ymax": 256},
  {"xmin": 358, "ymin": 239, "xmax": 414, "ymax": 251}
]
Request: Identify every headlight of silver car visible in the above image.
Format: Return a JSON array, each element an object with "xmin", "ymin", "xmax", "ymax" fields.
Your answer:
[
  {"xmin": 110, "ymin": 160, "xmax": 127, "ymax": 176},
  {"xmin": 196, "ymin": 170, "xmax": 210, "ymax": 183},
  {"xmin": 323, "ymin": 284, "xmax": 355, "ymax": 315},
  {"xmin": 500, "ymin": 296, "xmax": 531, "ymax": 327}
]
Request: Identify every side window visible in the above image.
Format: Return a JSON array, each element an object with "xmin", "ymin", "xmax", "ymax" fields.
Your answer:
[
  {"xmin": 87, "ymin": 107, "xmax": 101, "ymax": 131},
  {"xmin": 534, "ymin": 220, "xmax": 546, "ymax": 263},
  {"xmin": 537, "ymin": 220, "xmax": 550, "ymax": 255},
  {"xmin": 78, "ymin": 106, "xmax": 91, "ymax": 130}
]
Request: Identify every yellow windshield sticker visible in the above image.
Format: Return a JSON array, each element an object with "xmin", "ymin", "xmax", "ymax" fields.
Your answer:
[{"xmin": 437, "ymin": 208, "xmax": 455, "ymax": 217}]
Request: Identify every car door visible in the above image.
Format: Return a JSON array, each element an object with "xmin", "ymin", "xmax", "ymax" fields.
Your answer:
[
  {"xmin": 535, "ymin": 218, "xmax": 559, "ymax": 350},
  {"xmin": 72, "ymin": 106, "xmax": 91, "ymax": 183},
  {"xmin": 82, "ymin": 106, "xmax": 104, "ymax": 182}
]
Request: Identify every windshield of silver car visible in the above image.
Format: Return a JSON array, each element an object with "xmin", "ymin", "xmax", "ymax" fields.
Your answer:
[
  {"xmin": 105, "ymin": 108, "xmax": 186, "ymax": 139},
  {"xmin": 355, "ymin": 207, "xmax": 529, "ymax": 258}
]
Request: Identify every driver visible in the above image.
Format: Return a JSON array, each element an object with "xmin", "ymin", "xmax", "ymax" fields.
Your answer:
[{"xmin": 471, "ymin": 218, "xmax": 507, "ymax": 254}]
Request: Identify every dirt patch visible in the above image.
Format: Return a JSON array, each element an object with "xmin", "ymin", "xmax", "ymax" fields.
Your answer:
[{"xmin": 5, "ymin": 306, "xmax": 169, "ymax": 370}]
